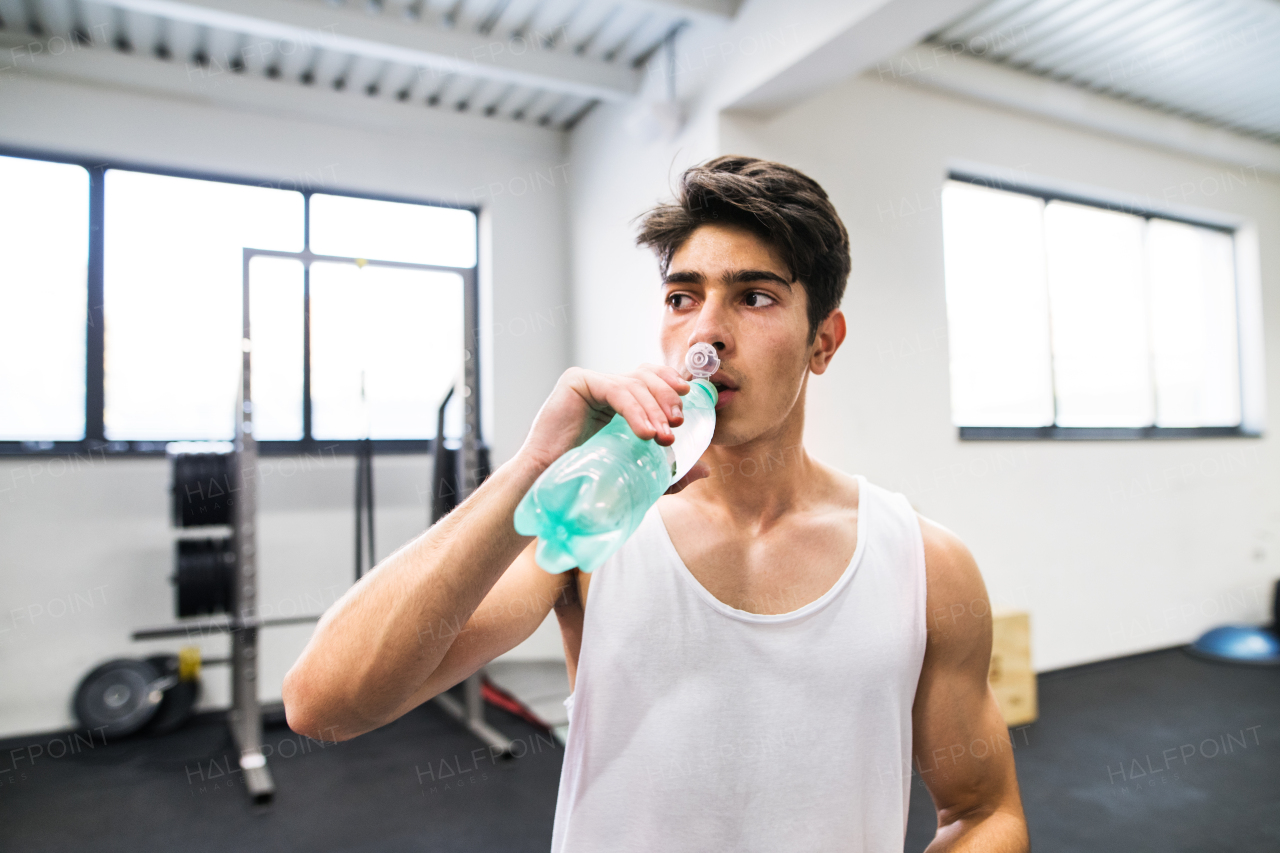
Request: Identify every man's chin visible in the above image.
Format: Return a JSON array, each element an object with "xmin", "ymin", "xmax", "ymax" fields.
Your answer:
[
  {"xmin": 707, "ymin": 426, "xmax": 746, "ymax": 447},
  {"xmin": 713, "ymin": 388, "xmax": 737, "ymax": 410}
]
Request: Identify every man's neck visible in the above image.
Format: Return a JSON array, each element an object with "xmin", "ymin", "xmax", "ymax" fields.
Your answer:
[{"xmin": 678, "ymin": 406, "xmax": 825, "ymax": 533}]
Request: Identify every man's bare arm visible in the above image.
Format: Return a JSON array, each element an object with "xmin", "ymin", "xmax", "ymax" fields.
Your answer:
[
  {"xmin": 282, "ymin": 454, "xmax": 561, "ymax": 742},
  {"xmin": 282, "ymin": 363, "xmax": 707, "ymax": 742},
  {"xmin": 912, "ymin": 516, "xmax": 1030, "ymax": 852}
]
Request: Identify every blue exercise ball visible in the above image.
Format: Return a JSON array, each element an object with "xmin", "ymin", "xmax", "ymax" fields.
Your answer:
[{"xmin": 1189, "ymin": 625, "xmax": 1280, "ymax": 665}]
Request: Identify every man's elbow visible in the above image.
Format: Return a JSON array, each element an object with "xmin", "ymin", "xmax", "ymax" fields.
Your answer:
[
  {"xmin": 935, "ymin": 802, "xmax": 1029, "ymax": 852},
  {"xmin": 981, "ymin": 808, "xmax": 1029, "ymax": 853},
  {"xmin": 281, "ymin": 665, "xmax": 355, "ymax": 744}
]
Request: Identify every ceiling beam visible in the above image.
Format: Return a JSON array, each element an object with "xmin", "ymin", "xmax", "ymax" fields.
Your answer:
[
  {"xmin": 103, "ymin": 0, "xmax": 640, "ymax": 102},
  {"xmin": 617, "ymin": 0, "xmax": 741, "ymax": 25},
  {"xmin": 720, "ymin": 0, "xmax": 984, "ymax": 114}
]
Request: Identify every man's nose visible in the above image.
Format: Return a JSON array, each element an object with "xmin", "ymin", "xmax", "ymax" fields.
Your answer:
[{"xmin": 688, "ymin": 294, "xmax": 734, "ymax": 355}]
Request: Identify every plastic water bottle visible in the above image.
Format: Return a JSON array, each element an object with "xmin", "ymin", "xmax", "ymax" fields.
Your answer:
[{"xmin": 513, "ymin": 344, "xmax": 721, "ymax": 573}]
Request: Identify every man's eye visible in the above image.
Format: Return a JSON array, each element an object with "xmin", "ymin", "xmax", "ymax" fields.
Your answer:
[
  {"xmin": 667, "ymin": 294, "xmax": 692, "ymax": 309},
  {"xmin": 745, "ymin": 291, "xmax": 776, "ymax": 307}
]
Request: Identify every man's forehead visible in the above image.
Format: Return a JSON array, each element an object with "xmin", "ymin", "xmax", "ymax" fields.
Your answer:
[{"xmin": 666, "ymin": 224, "xmax": 791, "ymax": 281}]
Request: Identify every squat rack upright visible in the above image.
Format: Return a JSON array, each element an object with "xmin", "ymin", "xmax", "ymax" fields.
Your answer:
[{"xmin": 133, "ymin": 245, "xmax": 508, "ymax": 803}]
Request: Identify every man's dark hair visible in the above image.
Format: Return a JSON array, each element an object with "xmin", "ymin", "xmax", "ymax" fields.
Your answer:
[{"xmin": 635, "ymin": 155, "xmax": 851, "ymax": 346}]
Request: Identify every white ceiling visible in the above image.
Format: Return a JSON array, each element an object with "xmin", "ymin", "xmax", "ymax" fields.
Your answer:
[
  {"xmin": 0, "ymin": 0, "xmax": 739, "ymax": 130},
  {"xmin": 4, "ymin": 0, "xmax": 1277, "ymax": 145},
  {"xmin": 927, "ymin": 0, "xmax": 1280, "ymax": 144}
]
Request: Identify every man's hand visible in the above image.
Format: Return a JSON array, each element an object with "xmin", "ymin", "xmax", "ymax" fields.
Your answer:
[
  {"xmin": 518, "ymin": 362, "xmax": 711, "ymax": 494},
  {"xmin": 519, "ymin": 363, "xmax": 690, "ymax": 468},
  {"xmin": 912, "ymin": 516, "xmax": 1030, "ymax": 852}
]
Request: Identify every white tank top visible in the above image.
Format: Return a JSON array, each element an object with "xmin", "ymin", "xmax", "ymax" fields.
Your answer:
[{"xmin": 550, "ymin": 474, "xmax": 928, "ymax": 852}]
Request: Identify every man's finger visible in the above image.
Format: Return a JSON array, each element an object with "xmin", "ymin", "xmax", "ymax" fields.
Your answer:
[{"xmin": 665, "ymin": 461, "xmax": 711, "ymax": 494}]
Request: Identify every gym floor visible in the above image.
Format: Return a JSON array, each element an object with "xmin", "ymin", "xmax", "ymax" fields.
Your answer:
[{"xmin": 2, "ymin": 648, "xmax": 1276, "ymax": 852}]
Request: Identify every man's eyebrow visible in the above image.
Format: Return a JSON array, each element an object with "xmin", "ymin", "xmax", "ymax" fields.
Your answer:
[
  {"xmin": 662, "ymin": 269, "xmax": 792, "ymax": 291},
  {"xmin": 730, "ymin": 269, "xmax": 792, "ymax": 291},
  {"xmin": 663, "ymin": 270, "xmax": 703, "ymax": 285}
]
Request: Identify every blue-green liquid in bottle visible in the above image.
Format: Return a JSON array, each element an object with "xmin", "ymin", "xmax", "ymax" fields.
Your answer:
[{"xmin": 513, "ymin": 378, "xmax": 718, "ymax": 573}]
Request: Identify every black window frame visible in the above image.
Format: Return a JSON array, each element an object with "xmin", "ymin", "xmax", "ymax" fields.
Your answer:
[
  {"xmin": 0, "ymin": 145, "xmax": 481, "ymax": 458},
  {"xmin": 945, "ymin": 170, "xmax": 1258, "ymax": 442}
]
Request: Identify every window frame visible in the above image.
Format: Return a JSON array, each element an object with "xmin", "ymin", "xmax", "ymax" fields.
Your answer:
[
  {"xmin": 0, "ymin": 145, "xmax": 481, "ymax": 457},
  {"xmin": 945, "ymin": 170, "xmax": 1258, "ymax": 442}
]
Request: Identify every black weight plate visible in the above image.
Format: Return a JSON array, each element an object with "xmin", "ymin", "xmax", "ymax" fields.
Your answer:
[
  {"xmin": 174, "ymin": 537, "xmax": 234, "ymax": 617},
  {"xmin": 142, "ymin": 654, "xmax": 200, "ymax": 736},
  {"xmin": 146, "ymin": 679, "xmax": 200, "ymax": 736},
  {"xmin": 73, "ymin": 658, "xmax": 163, "ymax": 739},
  {"xmin": 144, "ymin": 653, "xmax": 178, "ymax": 678},
  {"xmin": 172, "ymin": 452, "xmax": 234, "ymax": 527}
]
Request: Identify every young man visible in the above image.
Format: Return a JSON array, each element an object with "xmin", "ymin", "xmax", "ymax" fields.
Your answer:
[{"xmin": 283, "ymin": 156, "xmax": 1030, "ymax": 851}]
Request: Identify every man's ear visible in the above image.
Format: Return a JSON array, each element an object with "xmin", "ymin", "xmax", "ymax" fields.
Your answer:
[{"xmin": 809, "ymin": 309, "xmax": 846, "ymax": 375}]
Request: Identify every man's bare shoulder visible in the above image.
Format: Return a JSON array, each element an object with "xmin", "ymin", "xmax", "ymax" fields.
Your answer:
[
  {"xmin": 918, "ymin": 515, "xmax": 978, "ymax": 580},
  {"xmin": 915, "ymin": 513, "xmax": 992, "ymax": 661}
]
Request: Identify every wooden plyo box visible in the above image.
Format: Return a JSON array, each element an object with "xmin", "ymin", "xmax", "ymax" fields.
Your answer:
[{"xmin": 989, "ymin": 608, "xmax": 1037, "ymax": 727}]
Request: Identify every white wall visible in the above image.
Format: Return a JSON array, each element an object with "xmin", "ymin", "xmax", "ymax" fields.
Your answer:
[
  {"xmin": 567, "ymin": 57, "xmax": 1280, "ymax": 673},
  {"xmin": 0, "ymin": 72, "xmax": 571, "ymax": 738},
  {"xmin": 5, "ymin": 4, "xmax": 1280, "ymax": 737},
  {"xmin": 567, "ymin": 100, "xmax": 719, "ymax": 373}
]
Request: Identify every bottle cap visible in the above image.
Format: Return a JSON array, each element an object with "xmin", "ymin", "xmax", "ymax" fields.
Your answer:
[{"xmin": 685, "ymin": 343, "xmax": 720, "ymax": 379}]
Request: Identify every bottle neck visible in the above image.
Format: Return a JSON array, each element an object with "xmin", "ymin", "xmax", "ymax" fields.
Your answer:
[{"xmin": 690, "ymin": 377, "xmax": 718, "ymax": 405}]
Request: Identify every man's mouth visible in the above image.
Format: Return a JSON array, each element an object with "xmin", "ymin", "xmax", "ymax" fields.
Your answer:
[
  {"xmin": 709, "ymin": 372, "xmax": 737, "ymax": 392},
  {"xmin": 709, "ymin": 373, "xmax": 737, "ymax": 410}
]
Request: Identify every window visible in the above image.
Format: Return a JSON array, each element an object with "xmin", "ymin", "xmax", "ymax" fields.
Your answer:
[
  {"xmin": 940, "ymin": 175, "xmax": 1249, "ymax": 439},
  {"xmin": 104, "ymin": 170, "xmax": 304, "ymax": 441},
  {"xmin": 308, "ymin": 262, "xmax": 464, "ymax": 440},
  {"xmin": 248, "ymin": 256, "xmax": 306, "ymax": 441},
  {"xmin": 0, "ymin": 152, "xmax": 478, "ymax": 455},
  {"xmin": 0, "ymin": 156, "xmax": 88, "ymax": 441}
]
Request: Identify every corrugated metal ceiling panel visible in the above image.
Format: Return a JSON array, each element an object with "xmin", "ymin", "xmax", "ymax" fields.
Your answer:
[
  {"xmin": 2, "ymin": 0, "xmax": 704, "ymax": 130},
  {"xmin": 929, "ymin": 0, "xmax": 1280, "ymax": 144}
]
